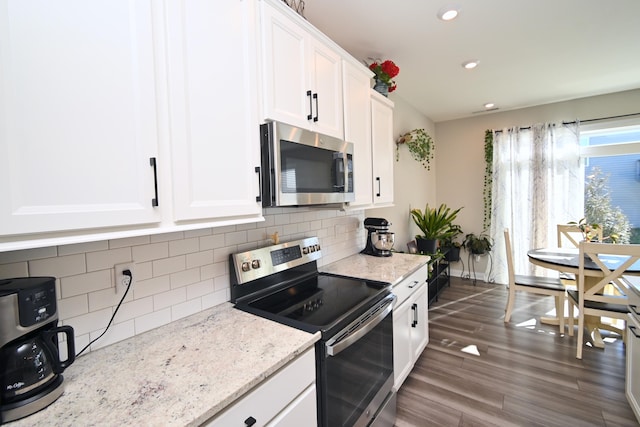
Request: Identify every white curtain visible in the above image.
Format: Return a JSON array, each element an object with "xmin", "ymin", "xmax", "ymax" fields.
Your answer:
[{"xmin": 489, "ymin": 122, "xmax": 583, "ymax": 284}]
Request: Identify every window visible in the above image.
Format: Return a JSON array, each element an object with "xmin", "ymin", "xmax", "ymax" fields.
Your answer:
[{"xmin": 579, "ymin": 119, "xmax": 640, "ymax": 243}]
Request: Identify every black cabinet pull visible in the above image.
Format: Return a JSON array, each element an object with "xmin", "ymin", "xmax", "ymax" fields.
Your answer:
[
  {"xmin": 630, "ymin": 325, "xmax": 640, "ymax": 339},
  {"xmin": 307, "ymin": 90, "xmax": 313, "ymax": 120},
  {"xmin": 411, "ymin": 303, "xmax": 418, "ymax": 327},
  {"xmin": 313, "ymin": 92, "xmax": 319, "ymax": 122},
  {"xmin": 376, "ymin": 177, "xmax": 381, "ymax": 197},
  {"xmin": 150, "ymin": 157, "xmax": 159, "ymax": 207},
  {"xmin": 244, "ymin": 416, "xmax": 257, "ymax": 426},
  {"xmin": 255, "ymin": 166, "xmax": 262, "ymax": 203},
  {"xmin": 631, "ymin": 304, "xmax": 639, "ymax": 316}
]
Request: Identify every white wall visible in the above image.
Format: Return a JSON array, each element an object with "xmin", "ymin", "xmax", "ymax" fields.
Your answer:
[
  {"xmin": 366, "ymin": 96, "xmax": 437, "ymax": 250},
  {"xmin": 0, "ymin": 208, "xmax": 365, "ymax": 356},
  {"xmin": 435, "ymin": 88, "xmax": 640, "ymax": 278}
]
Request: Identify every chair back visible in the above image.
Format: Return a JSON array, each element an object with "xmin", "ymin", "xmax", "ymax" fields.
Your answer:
[
  {"xmin": 578, "ymin": 241, "xmax": 640, "ymax": 305},
  {"xmin": 557, "ymin": 224, "xmax": 602, "ymax": 248},
  {"xmin": 503, "ymin": 229, "xmax": 516, "ymax": 286}
]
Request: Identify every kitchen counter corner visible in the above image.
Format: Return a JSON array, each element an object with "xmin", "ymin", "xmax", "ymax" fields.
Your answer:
[
  {"xmin": 8, "ymin": 303, "xmax": 319, "ymax": 427},
  {"xmin": 320, "ymin": 252, "xmax": 429, "ymax": 285}
]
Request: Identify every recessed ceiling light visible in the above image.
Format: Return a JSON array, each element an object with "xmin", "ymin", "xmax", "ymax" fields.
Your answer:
[
  {"xmin": 462, "ymin": 60, "xmax": 479, "ymax": 69},
  {"xmin": 437, "ymin": 7, "xmax": 459, "ymax": 21},
  {"xmin": 484, "ymin": 102, "xmax": 495, "ymax": 109}
]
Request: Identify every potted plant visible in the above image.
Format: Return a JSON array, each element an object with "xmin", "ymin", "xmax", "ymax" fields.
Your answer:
[
  {"xmin": 368, "ymin": 59, "xmax": 399, "ymax": 96},
  {"xmin": 410, "ymin": 204, "xmax": 462, "ymax": 254},
  {"xmin": 463, "ymin": 232, "xmax": 493, "ymax": 257},
  {"xmin": 396, "ymin": 128, "xmax": 435, "ymax": 170},
  {"xmin": 441, "ymin": 223, "xmax": 464, "ymax": 262},
  {"xmin": 568, "ymin": 218, "xmax": 619, "ymax": 243}
]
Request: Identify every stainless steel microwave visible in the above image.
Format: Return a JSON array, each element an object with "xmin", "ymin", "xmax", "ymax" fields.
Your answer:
[{"xmin": 259, "ymin": 121, "xmax": 354, "ymax": 207}]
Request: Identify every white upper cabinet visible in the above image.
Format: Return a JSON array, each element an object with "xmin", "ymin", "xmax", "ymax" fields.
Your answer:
[
  {"xmin": 342, "ymin": 61, "xmax": 373, "ymax": 208},
  {"xmin": 165, "ymin": 0, "xmax": 262, "ymax": 222},
  {"xmin": 370, "ymin": 91, "xmax": 394, "ymax": 206},
  {"xmin": 0, "ymin": 1, "xmax": 162, "ymax": 236},
  {"xmin": 260, "ymin": 1, "xmax": 344, "ymax": 139}
]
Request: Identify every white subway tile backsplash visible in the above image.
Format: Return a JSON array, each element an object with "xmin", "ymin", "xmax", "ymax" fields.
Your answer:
[
  {"xmin": 60, "ymin": 269, "xmax": 112, "ymax": 298},
  {"xmin": 0, "ymin": 261, "xmax": 28, "ymax": 278},
  {"xmin": 86, "ymin": 248, "xmax": 131, "ymax": 272},
  {"xmin": 170, "ymin": 267, "xmax": 201, "ymax": 289},
  {"xmin": 0, "ymin": 209, "xmax": 364, "ymax": 356},
  {"xmin": 153, "ymin": 255, "xmax": 186, "ymax": 277},
  {"xmin": 169, "ymin": 237, "xmax": 200, "ymax": 257},
  {"xmin": 153, "ymin": 288, "xmax": 187, "ymax": 311},
  {"xmin": 30, "ymin": 254, "xmax": 86, "ymax": 278},
  {"xmin": 132, "ymin": 242, "xmax": 169, "ymax": 263},
  {"xmin": 135, "ymin": 308, "xmax": 172, "ymax": 334}
]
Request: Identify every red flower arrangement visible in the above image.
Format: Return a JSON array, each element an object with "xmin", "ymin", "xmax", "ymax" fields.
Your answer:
[{"xmin": 369, "ymin": 60, "xmax": 400, "ymax": 92}]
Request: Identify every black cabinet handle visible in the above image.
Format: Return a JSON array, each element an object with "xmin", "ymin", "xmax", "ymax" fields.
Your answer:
[
  {"xmin": 255, "ymin": 166, "xmax": 262, "ymax": 203},
  {"xmin": 150, "ymin": 157, "xmax": 159, "ymax": 207},
  {"xmin": 307, "ymin": 90, "xmax": 313, "ymax": 120},
  {"xmin": 376, "ymin": 177, "xmax": 381, "ymax": 197},
  {"xmin": 411, "ymin": 303, "xmax": 418, "ymax": 327},
  {"xmin": 244, "ymin": 416, "xmax": 257, "ymax": 426},
  {"xmin": 313, "ymin": 92, "xmax": 319, "ymax": 122},
  {"xmin": 630, "ymin": 325, "xmax": 640, "ymax": 339},
  {"xmin": 631, "ymin": 304, "xmax": 639, "ymax": 316}
]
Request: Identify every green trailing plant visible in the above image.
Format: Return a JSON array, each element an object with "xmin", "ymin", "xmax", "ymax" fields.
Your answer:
[
  {"xmin": 463, "ymin": 232, "xmax": 493, "ymax": 255},
  {"xmin": 410, "ymin": 203, "xmax": 462, "ymax": 240},
  {"xmin": 483, "ymin": 130, "xmax": 493, "ymax": 231},
  {"xmin": 396, "ymin": 129, "xmax": 435, "ymax": 170}
]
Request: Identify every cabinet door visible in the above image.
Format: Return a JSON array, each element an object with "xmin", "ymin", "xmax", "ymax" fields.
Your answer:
[
  {"xmin": 411, "ymin": 282, "xmax": 429, "ymax": 361},
  {"xmin": 342, "ymin": 61, "xmax": 372, "ymax": 207},
  {"xmin": 370, "ymin": 93, "xmax": 394, "ymax": 206},
  {"xmin": 307, "ymin": 38, "xmax": 343, "ymax": 139},
  {"xmin": 0, "ymin": 1, "xmax": 161, "ymax": 236},
  {"xmin": 165, "ymin": 0, "xmax": 262, "ymax": 221},
  {"xmin": 393, "ymin": 298, "xmax": 413, "ymax": 391},
  {"xmin": 260, "ymin": 2, "xmax": 309, "ymax": 129}
]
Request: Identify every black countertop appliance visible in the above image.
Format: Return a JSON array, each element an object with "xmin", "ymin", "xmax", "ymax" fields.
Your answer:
[{"xmin": 0, "ymin": 277, "xmax": 75, "ymax": 424}]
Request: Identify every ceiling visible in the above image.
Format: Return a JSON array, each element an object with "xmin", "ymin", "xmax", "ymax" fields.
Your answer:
[{"xmin": 303, "ymin": 0, "xmax": 640, "ymax": 123}]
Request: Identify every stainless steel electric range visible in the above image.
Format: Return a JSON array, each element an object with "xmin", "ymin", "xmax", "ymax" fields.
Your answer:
[{"xmin": 230, "ymin": 237, "xmax": 396, "ymax": 427}]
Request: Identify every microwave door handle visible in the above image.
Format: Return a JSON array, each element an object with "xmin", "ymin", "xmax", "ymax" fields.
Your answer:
[{"xmin": 333, "ymin": 153, "xmax": 345, "ymax": 190}]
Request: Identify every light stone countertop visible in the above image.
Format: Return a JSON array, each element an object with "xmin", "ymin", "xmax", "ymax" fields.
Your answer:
[
  {"xmin": 8, "ymin": 303, "xmax": 320, "ymax": 427},
  {"xmin": 320, "ymin": 252, "xmax": 430, "ymax": 285}
]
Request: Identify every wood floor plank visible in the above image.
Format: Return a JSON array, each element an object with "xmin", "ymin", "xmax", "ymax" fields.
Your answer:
[{"xmin": 394, "ymin": 277, "xmax": 639, "ymax": 427}]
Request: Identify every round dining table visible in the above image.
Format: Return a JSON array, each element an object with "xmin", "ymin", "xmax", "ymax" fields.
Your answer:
[{"xmin": 528, "ymin": 247, "xmax": 640, "ymax": 348}]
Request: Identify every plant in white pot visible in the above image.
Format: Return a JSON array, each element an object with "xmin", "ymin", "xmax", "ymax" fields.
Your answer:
[{"xmin": 410, "ymin": 204, "xmax": 462, "ymax": 254}]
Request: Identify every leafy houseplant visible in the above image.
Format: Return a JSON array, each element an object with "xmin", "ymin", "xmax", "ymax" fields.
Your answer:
[
  {"xmin": 463, "ymin": 232, "xmax": 493, "ymax": 255},
  {"xmin": 396, "ymin": 129, "xmax": 435, "ymax": 170},
  {"xmin": 568, "ymin": 218, "xmax": 619, "ymax": 243},
  {"xmin": 410, "ymin": 204, "xmax": 462, "ymax": 254},
  {"xmin": 441, "ymin": 224, "xmax": 463, "ymax": 262}
]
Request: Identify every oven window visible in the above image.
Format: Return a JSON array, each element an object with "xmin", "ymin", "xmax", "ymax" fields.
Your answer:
[
  {"xmin": 280, "ymin": 140, "xmax": 339, "ymax": 193},
  {"xmin": 322, "ymin": 311, "xmax": 393, "ymax": 426}
]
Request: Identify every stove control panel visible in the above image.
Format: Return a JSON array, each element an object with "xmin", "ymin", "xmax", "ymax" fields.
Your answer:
[{"xmin": 230, "ymin": 237, "xmax": 322, "ymax": 285}]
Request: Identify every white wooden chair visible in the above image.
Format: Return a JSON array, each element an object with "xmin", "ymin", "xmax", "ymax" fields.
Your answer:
[
  {"xmin": 557, "ymin": 224, "xmax": 603, "ymax": 285},
  {"xmin": 567, "ymin": 241, "xmax": 638, "ymax": 359},
  {"xmin": 504, "ymin": 229, "xmax": 566, "ymax": 333}
]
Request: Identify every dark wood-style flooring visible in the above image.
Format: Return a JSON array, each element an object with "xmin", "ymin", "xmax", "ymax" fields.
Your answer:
[{"xmin": 394, "ymin": 276, "xmax": 639, "ymax": 427}]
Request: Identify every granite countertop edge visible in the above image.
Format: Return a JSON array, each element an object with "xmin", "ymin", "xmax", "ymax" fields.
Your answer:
[
  {"xmin": 320, "ymin": 252, "xmax": 430, "ymax": 286},
  {"xmin": 9, "ymin": 303, "xmax": 320, "ymax": 427}
]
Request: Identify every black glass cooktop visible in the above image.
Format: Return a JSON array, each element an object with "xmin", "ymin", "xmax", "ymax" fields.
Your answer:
[{"xmin": 236, "ymin": 273, "xmax": 390, "ymax": 336}]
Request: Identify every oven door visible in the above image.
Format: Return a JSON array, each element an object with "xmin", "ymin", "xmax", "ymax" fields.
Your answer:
[{"xmin": 318, "ymin": 293, "xmax": 395, "ymax": 427}]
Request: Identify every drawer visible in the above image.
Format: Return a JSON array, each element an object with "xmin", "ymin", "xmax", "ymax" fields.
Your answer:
[
  {"xmin": 205, "ymin": 348, "xmax": 316, "ymax": 426},
  {"xmin": 393, "ymin": 264, "xmax": 428, "ymax": 306}
]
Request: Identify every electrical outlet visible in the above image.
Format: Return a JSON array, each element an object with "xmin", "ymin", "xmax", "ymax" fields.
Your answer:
[{"xmin": 114, "ymin": 262, "xmax": 135, "ymax": 293}]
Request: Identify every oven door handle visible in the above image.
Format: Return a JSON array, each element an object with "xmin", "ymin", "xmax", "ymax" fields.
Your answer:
[{"xmin": 325, "ymin": 294, "xmax": 396, "ymax": 357}]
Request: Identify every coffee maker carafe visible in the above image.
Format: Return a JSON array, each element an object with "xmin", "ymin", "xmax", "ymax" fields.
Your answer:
[
  {"xmin": 0, "ymin": 277, "xmax": 75, "ymax": 423},
  {"xmin": 361, "ymin": 217, "xmax": 395, "ymax": 257}
]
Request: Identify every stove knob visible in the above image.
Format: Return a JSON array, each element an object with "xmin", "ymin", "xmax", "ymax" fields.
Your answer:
[
  {"xmin": 303, "ymin": 247, "xmax": 309, "ymax": 254},
  {"xmin": 241, "ymin": 262, "xmax": 251, "ymax": 272},
  {"xmin": 251, "ymin": 259, "xmax": 261, "ymax": 269},
  {"xmin": 315, "ymin": 244, "xmax": 321, "ymax": 251}
]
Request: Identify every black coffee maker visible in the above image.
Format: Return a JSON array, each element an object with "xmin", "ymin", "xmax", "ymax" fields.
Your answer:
[{"xmin": 0, "ymin": 277, "xmax": 75, "ymax": 423}]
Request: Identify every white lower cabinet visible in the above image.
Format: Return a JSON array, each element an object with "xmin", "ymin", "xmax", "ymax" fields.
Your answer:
[
  {"xmin": 393, "ymin": 264, "xmax": 429, "ymax": 391},
  {"xmin": 627, "ymin": 310, "xmax": 640, "ymax": 422},
  {"xmin": 204, "ymin": 348, "xmax": 317, "ymax": 427}
]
